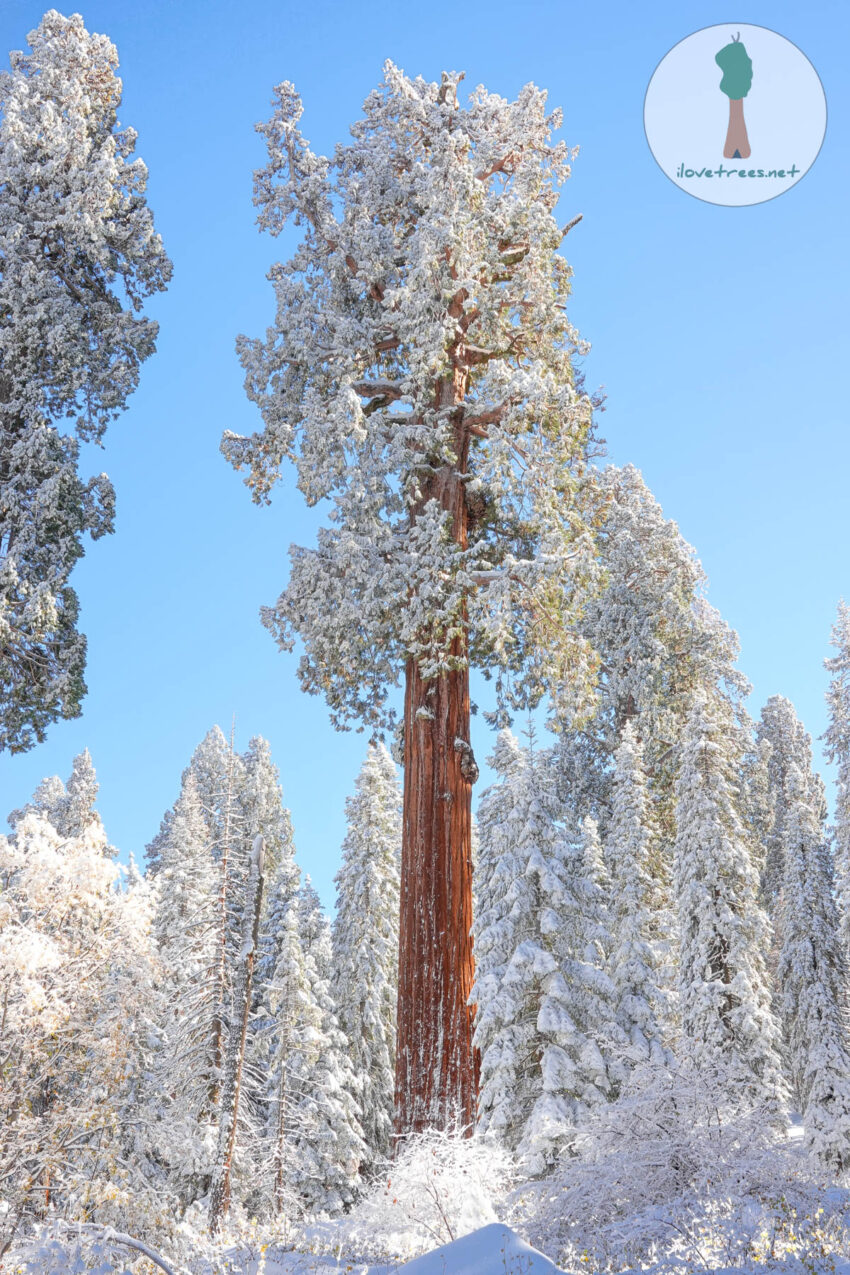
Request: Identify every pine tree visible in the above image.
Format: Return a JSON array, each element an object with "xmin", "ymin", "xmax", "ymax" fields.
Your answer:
[
  {"xmin": 673, "ymin": 694, "xmax": 784, "ymax": 1104},
  {"xmin": 824, "ymin": 600, "xmax": 850, "ymax": 962},
  {"xmin": 209, "ymin": 837, "xmax": 267, "ymax": 1233},
  {"xmin": 473, "ymin": 731, "xmax": 620, "ymax": 1175},
  {"xmin": 0, "ymin": 11, "xmax": 170, "ymax": 753},
  {"xmin": 757, "ymin": 695, "xmax": 828, "ymax": 916},
  {"xmin": 55, "ymin": 748, "xmax": 101, "ymax": 838},
  {"xmin": 556, "ymin": 465, "xmax": 747, "ymax": 837},
  {"xmin": 148, "ymin": 772, "xmax": 219, "ymax": 1207},
  {"xmin": 288, "ymin": 880, "xmax": 366, "ymax": 1214},
  {"xmin": 606, "ymin": 723, "xmax": 667, "ymax": 1065},
  {"xmin": 331, "ymin": 744, "xmax": 401, "ymax": 1168},
  {"xmin": 224, "ymin": 64, "xmax": 602, "ymax": 1132},
  {"xmin": 776, "ymin": 761, "xmax": 850, "ymax": 1168}
]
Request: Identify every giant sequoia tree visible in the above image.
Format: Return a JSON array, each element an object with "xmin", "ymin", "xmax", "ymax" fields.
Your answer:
[
  {"xmin": 224, "ymin": 63, "xmax": 598, "ymax": 1132},
  {"xmin": 0, "ymin": 11, "xmax": 171, "ymax": 752}
]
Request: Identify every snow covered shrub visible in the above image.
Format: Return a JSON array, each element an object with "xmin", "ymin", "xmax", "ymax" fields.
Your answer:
[
  {"xmin": 515, "ymin": 1055, "xmax": 850, "ymax": 1273},
  {"xmin": 303, "ymin": 1129, "xmax": 516, "ymax": 1262}
]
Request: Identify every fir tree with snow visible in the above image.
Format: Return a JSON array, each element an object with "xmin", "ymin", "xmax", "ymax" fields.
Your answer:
[
  {"xmin": 556, "ymin": 465, "xmax": 747, "ymax": 839},
  {"xmin": 757, "ymin": 695, "xmax": 828, "ymax": 917},
  {"xmin": 0, "ymin": 11, "xmax": 170, "ymax": 753},
  {"xmin": 287, "ymin": 879, "xmax": 366, "ymax": 1214},
  {"xmin": 824, "ymin": 599, "xmax": 850, "ymax": 964},
  {"xmin": 673, "ymin": 694, "xmax": 785, "ymax": 1105},
  {"xmin": 148, "ymin": 771, "xmax": 219, "ymax": 1207},
  {"xmin": 331, "ymin": 743, "xmax": 401, "ymax": 1169},
  {"xmin": 606, "ymin": 723, "xmax": 668, "ymax": 1066},
  {"xmin": 54, "ymin": 747, "xmax": 101, "ymax": 838},
  {"xmin": 776, "ymin": 760, "xmax": 850, "ymax": 1169},
  {"xmin": 473, "ymin": 730, "xmax": 621, "ymax": 1175}
]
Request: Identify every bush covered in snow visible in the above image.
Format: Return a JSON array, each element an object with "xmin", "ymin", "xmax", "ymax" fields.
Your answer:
[
  {"xmin": 302, "ymin": 1129, "xmax": 516, "ymax": 1263},
  {"xmin": 515, "ymin": 1056, "xmax": 850, "ymax": 1273}
]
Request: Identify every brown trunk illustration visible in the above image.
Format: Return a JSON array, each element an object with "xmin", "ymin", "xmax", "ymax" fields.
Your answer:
[
  {"xmin": 723, "ymin": 98, "xmax": 751, "ymax": 159},
  {"xmin": 394, "ymin": 376, "xmax": 479, "ymax": 1138}
]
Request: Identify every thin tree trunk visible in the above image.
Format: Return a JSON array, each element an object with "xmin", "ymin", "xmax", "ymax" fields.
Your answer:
[
  {"xmin": 208, "ymin": 835, "xmax": 266, "ymax": 1235},
  {"xmin": 394, "ymin": 372, "xmax": 479, "ymax": 1136}
]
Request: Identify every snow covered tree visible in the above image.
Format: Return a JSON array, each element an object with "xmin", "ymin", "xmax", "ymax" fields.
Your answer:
[
  {"xmin": 331, "ymin": 744, "xmax": 401, "ymax": 1168},
  {"xmin": 54, "ymin": 747, "xmax": 101, "ymax": 838},
  {"xmin": 148, "ymin": 772, "xmax": 220, "ymax": 1206},
  {"xmin": 0, "ymin": 11, "xmax": 170, "ymax": 753},
  {"xmin": 556, "ymin": 465, "xmax": 748, "ymax": 838},
  {"xmin": 776, "ymin": 761, "xmax": 850, "ymax": 1169},
  {"xmin": 255, "ymin": 859, "xmax": 305, "ymax": 1219},
  {"xmin": 824, "ymin": 600, "xmax": 850, "ymax": 962},
  {"xmin": 288, "ymin": 880, "xmax": 366, "ymax": 1213},
  {"xmin": 209, "ymin": 836, "xmax": 267, "ymax": 1233},
  {"xmin": 473, "ymin": 730, "xmax": 620, "ymax": 1174},
  {"xmin": 223, "ymin": 63, "xmax": 601, "ymax": 1132},
  {"xmin": 0, "ymin": 812, "xmax": 161, "ymax": 1247},
  {"xmin": 673, "ymin": 694, "xmax": 784, "ymax": 1104},
  {"xmin": 606, "ymin": 723, "xmax": 668, "ymax": 1065},
  {"xmin": 757, "ymin": 695, "xmax": 828, "ymax": 917}
]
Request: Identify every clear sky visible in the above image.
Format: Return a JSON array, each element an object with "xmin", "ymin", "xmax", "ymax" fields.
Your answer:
[{"xmin": 1, "ymin": 0, "xmax": 847, "ymax": 913}]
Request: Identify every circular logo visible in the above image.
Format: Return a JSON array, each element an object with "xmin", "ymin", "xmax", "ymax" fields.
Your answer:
[{"xmin": 644, "ymin": 24, "xmax": 826, "ymax": 206}]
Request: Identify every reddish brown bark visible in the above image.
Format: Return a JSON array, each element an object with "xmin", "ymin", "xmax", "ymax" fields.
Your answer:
[
  {"xmin": 394, "ymin": 370, "xmax": 480, "ymax": 1137},
  {"xmin": 395, "ymin": 651, "xmax": 479, "ymax": 1135}
]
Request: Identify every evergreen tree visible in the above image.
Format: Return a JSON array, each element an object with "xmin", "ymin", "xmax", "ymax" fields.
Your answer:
[
  {"xmin": 224, "ymin": 63, "xmax": 602, "ymax": 1132},
  {"xmin": 776, "ymin": 762, "xmax": 850, "ymax": 1169},
  {"xmin": 289, "ymin": 880, "xmax": 366, "ymax": 1214},
  {"xmin": 0, "ymin": 11, "xmax": 170, "ymax": 752},
  {"xmin": 824, "ymin": 600, "xmax": 850, "ymax": 962},
  {"xmin": 331, "ymin": 744, "xmax": 401, "ymax": 1168},
  {"xmin": 55, "ymin": 748, "xmax": 100, "ymax": 838},
  {"xmin": 148, "ymin": 772, "xmax": 219, "ymax": 1208},
  {"xmin": 673, "ymin": 694, "xmax": 784, "ymax": 1104},
  {"xmin": 606, "ymin": 723, "xmax": 667, "ymax": 1065},
  {"xmin": 473, "ymin": 731, "xmax": 620, "ymax": 1175},
  {"xmin": 263, "ymin": 871, "xmax": 307, "ymax": 1219},
  {"xmin": 0, "ymin": 812, "xmax": 161, "ymax": 1240},
  {"xmin": 556, "ymin": 465, "xmax": 747, "ymax": 838},
  {"xmin": 757, "ymin": 695, "xmax": 828, "ymax": 916}
]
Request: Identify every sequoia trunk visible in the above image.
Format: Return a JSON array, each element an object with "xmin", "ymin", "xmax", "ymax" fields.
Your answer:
[
  {"xmin": 394, "ymin": 651, "xmax": 478, "ymax": 1134},
  {"xmin": 394, "ymin": 385, "xmax": 479, "ymax": 1136}
]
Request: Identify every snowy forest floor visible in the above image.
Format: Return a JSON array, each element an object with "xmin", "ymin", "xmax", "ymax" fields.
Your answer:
[{"xmin": 10, "ymin": 1117, "xmax": 850, "ymax": 1275}]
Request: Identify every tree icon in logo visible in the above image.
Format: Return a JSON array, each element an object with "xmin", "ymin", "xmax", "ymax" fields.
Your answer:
[{"xmin": 716, "ymin": 33, "xmax": 753, "ymax": 158}]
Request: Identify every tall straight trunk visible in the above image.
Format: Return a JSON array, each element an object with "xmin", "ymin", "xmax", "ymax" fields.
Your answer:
[
  {"xmin": 208, "ymin": 835, "xmax": 266, "ymax": 1235},
  {"xmin": 394, "ymin": 377, "xmax": 479, "ymax": 1136}
]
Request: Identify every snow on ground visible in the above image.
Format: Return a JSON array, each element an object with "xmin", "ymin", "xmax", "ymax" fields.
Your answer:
[{"xmin": 220, "ymin": 1227, "xmax": 560, "ymax": 1275}]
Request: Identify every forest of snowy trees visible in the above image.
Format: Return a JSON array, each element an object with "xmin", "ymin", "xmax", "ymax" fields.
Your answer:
[{"xmin": 3, "ymin": 10, "xmax": 850, "ymax": 1275}]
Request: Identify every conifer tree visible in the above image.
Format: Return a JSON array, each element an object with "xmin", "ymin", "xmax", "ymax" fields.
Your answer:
[
  {"xmin": 776, "ymin": 761, "xmax": 850, "ymax": 1169},
  {"xmin": 224, "ymin": 63, "xmax": 601, "ymax": 1132},
  {"xmin": 0, "ymin": 11, "xmax": 170, "ymax": 752},
  {"xmin": 55, "ymin": 748, "xmax": 100, "ymax": 838},
  {"xmin": 0, "ymin": 812, "xmax": 158, "ymax": 1240},
  {"xmin": 473, "ymin": 731, "xmax": 620, "ymax": 1174},
  {"xmin": 148, "ymin": 772, "xmax": 219, "ymax": 1207},
  {"xmin": 825, "ymin": 600, "xmax": 850, "ymax": 961},
  {"xmin": 263, "ymin": 871, "xmax": 306, "ymax": 1219},
  {"xmin": 331, "ymin": 744, "xmax": 401, "ymax": 1168},
  {"xmin": 607, "ymin": 723, "xmax": 667, "ymax": 1065},
  {"xmin": 673, "ymin": 695, "xmax": 784, "ymax": 1104},
  {"xmin": 757, "ymin": 695, "xmax": 828, "ymax": 916},
  {"xmin": 288, "ymin": 880, "xmax": 366, "ymax": 1214},
  {"xmin": 556, "ymin": 465, "xmax": 747, "ymax": 837}
]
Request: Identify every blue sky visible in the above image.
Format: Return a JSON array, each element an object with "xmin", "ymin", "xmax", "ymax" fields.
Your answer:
[{"xmin": 1, "ymin": 0, "xmax": 847, "ymax": 912}]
